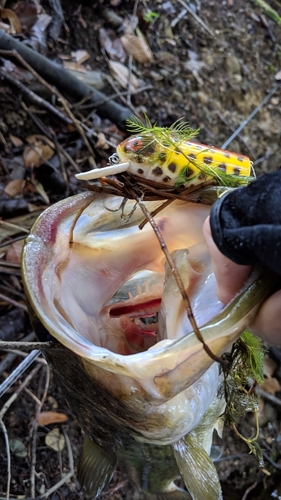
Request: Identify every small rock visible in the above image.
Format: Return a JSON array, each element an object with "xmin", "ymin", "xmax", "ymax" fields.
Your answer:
[
  {"xmin": 225, "ymin": 54, "xmax": 241, "ymax": 75},
  {"xmin": 197, "ymin": 91, "xmax": 209, "ymax": 104}
]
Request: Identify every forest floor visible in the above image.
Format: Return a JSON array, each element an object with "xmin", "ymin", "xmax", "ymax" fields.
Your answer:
[{"xmin": 0, "ymin": 0, "xmax": 281, "ymax": 499}]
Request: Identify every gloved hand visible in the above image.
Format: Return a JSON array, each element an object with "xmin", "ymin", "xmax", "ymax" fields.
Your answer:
[{"xmin": 203, "ymin": 170, "xmax": 281, "ymax": 346}]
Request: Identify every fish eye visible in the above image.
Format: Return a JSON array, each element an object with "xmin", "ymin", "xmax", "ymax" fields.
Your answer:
[{"xmin": 131, "ymin": 139, "xmax": 143, "ymax": 151}]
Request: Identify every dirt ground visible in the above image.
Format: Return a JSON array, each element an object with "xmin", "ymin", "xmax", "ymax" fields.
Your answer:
[{"xmin": 0, "ymin": 0, "xmax": 281, "ymax": 499}]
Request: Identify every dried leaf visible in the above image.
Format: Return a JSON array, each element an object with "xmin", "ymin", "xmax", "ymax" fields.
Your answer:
[
  {"xmin": 13, "ymin": 1, "xmax": 38, "ymax": 31},
  {"xmin": 95, "ymin": 132, "xmax": 110, "ymax": 150},
  {"xmin": 263, "ymin": 356, "xmax": 277, "ymax": 378},
  {"xmin": 6, "ymin": 241, "xmax": 24, "ymax": 264},
  {"xmin": 261, "ymin": 376, "xmax": 281, "ymax": 395},
  {"xmin": 0, "ymin": 8, "xmax": 22, "ymax": 34},
  {"xmin": 108, "ymin": 60, "xmax": 138, "ymax": 90},
  {"xmin": 10, "ymin": 134, "xmax": 23, "ymax": 147},
  {"xmin": 71, "ymin": 49, "xmax": 90, "ymax": 64},
  {"xmin": 24, "ymin": 135, "xmax": 55, "ymax": 168},
  {"xmin": 45, "ymin": 428, "xmax": 65, "ymax": 451},
  {"xmin": 31, "ymin": 179, "xmax": 50, "ymax": 204},
  {"xmin": 99, "ymin": 28, "xmax": 127, "ymax": 62},
  {"xmin": 38, "ymin": 411, "xmax": 68, "ymax": 426},
  {"xmin": 4, "ymin": 179, "xmax": 25, "ymax": 197},
  {"xmin": 121, "ymin": 29, "xmax": 154, "ymax": 63},
  {"xmin": 63, "ymin": 61, "xmax": 87, "ymax": 71}
]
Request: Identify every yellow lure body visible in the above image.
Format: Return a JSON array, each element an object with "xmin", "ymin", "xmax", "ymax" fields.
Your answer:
[
  {"xmin": 117, "ymin": 134, "xmax": 252, "ymax": 188},
  {"xmin": 75, "ymin": 118, "xmax": 253, "ymax": 188}
]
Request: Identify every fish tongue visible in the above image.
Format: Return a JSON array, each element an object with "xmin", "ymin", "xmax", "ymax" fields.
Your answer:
[{"xmin": 158, "ymin": 249, "xmax": 194, "ymax": 342}]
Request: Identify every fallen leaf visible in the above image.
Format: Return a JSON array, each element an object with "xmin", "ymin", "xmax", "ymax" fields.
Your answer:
[
  {"xmin": 263, "ymin": 356, "xmax": 277, "ymax": 378},
  {"xmin": 261, "ymin": 376, "xmax": 281, "ymax": 395},
  {"xmin": 10, "ymin": 135, "xmax": 23, "ymax": 147},
  {"xmin": 0, "ymin": 8, "xmax": 22, "ymax": 34},
  {"xmin": 45, "ymin": 428, "xmax": 65, "ymax": 452},
  {"xmin": 121, "ymin": 29, "xmax": 153, "ymax": 63},
  {"xmin": 71, "ymin": 50, "xmax": 90, "ymax": 64},
  {"xmin": 6, "ymin": 241, "xmax": 24, "ymax": 264},
  {"xmin": 4, "ymin": 179, "xmax": 25, "ymax": 197},
  {"xmin": 31, "ymin": 179, "xmax": 50, "ymax": 204},
  {"xmin": 108, "ymin": 60, "xmax": 138, "ymax": 90},
  {"xmin": 13, "ymin": 2, "xmax": 38, "ymax": 31},
  {"xmin": 63, "ymin": 61, "xmax": 87, "ymax": 71},
  {"xmin": 38, "ymin": 411, "xmax": 68, "ymax": 426},
  {"xmin": 95, "ymin": 132, "xmax": 110, "ymax": 150},
  {"xmin": 24, "ymin": 135, "xmax": 55, "ymax": 168},
  {"xmin": 99, "ymin": 28, "xmax": 127, "ymax": 62}
]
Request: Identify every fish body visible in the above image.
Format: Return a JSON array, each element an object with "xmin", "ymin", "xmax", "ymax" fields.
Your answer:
[{"xmin": 22, "ymin": 191, "xmax": 273, "ymax": 499}]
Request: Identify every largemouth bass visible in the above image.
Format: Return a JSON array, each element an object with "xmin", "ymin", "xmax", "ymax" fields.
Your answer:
[{"xmin": 22, "ymin": 190, "xmax": 273, "ymax": 500}]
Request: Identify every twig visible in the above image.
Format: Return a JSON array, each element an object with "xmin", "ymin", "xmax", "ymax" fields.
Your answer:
[
  {"xmin": 221, "ymin": 83, "xmax": 281, "ymax": 149},
  {"xmin": 255, "ymin": 386, "xmax": 281, "ymax": 407},
  {"xmin": 104, "ymin": 74, "xmax": 137, "ymax": 115},
  {"xmin": 241, "ymin": 481, "xmax": 258, "ymax": 500},
  {"xmin": 0, "ymin": 235, "xmax": 27, "ymax": 249},
  {"xmin": 0, "ymin": 364, "xmax": 42, "ymax": 420},
  {"xmin": 262, "ymin": 451, "xmax": 281, "ymax": 470},
  {"xmin": 0, "ymin": 332, "xmax": 36, "ymax": 374},
  {"xmin": 176, "ymin": 0, "xmax": 215, "ymax": 37},
  {"xmin": 1, "ymin": 52, "xmax": 95, "ymax": 157},
  {"xmin": 0, "ymin": 420, "xmax": 11, "ymax": 500},
  {"xmin": 30, "ymin": 364, "xmax": 50, "ymax": 498},
  {"xmin": 33, "ymin": 427, "xmax": 75, "ymax": 500},
  {"xmin": 126, "ymin": 0, "xmax": 139, "ymax": 105},
  {"xmin": 0, "ymin": 68, "xmax": 72, "ymax": 125},
  {"xmin": 0, "ymin": 292, "xmax": 27, "ymax": 311},
  {"xmin": 100, "ymin": 480, "xmax": 128, "ymax": 497},
  {"xmin": 214, "ymin": 110, "xmax": 254, "ymax": 156},
  {"xmin": 0, "ymin": 220, "xmax": 29, "ymax": 233},
  {"xmin": 215, "ymin": 453, "xmax": 256, "ymax": 462},
  {"xmin": 22, "ymin": 107, "xmax": 81, "ymax": 173},
  {"xmin": 1, "ymin": 350, "xmax": 46, "ymax": 362},
  {"xmin": 171, "ymin": 7, "xmax": 188, "ymax": 28},
  {"xmin": 0, "ymin": 35, "xmax": 132, "ymax": 130},
  {"xmin": 0, "ymin": 350, "xmax": 41, "ymax": 398},
  {"xmin": 0, "ymin": 341, "xmax": 53, "ymax": 350}
]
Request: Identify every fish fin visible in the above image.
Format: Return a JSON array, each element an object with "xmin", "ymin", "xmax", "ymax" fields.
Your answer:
[
  {"xmin": 78, "ymin": 436, "xmax": 117, "ymax": 497},
  {"xmin": 173, "ymin": 435, "xmax": 223, "ymax": 500},
  {"xmin": 75, "ymin": 162, "xmax": 130, "ymax": 180}
]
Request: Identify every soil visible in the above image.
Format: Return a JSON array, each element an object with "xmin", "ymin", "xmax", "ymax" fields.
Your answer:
[{"xmin": 0, "ymin": 0, "xmax": 281, "ymax": 499}]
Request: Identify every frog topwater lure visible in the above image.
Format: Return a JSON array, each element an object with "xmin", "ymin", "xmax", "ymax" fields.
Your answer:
[{"xmin": 76, "ymin": 117, "xmax": 253, "ymax": 188}]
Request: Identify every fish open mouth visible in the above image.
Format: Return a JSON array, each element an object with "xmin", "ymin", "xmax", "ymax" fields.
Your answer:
[
  {"xmin": 22, "ymin": 190, "xmax": 223, "ymax": 358},
  {"xmin": 103, "ymin": 272, "xmax": 165, "ymax": 353}
]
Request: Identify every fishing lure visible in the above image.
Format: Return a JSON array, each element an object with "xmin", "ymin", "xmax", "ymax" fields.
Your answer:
[{"xmin": 76, "ymin": 117, "xmax": 253, "ymax": 189}]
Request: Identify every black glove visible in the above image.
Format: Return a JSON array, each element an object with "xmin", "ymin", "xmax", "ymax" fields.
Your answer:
[{"xmin": 209, "ymin": 170, "xmax": 281, "ymax": 275}]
